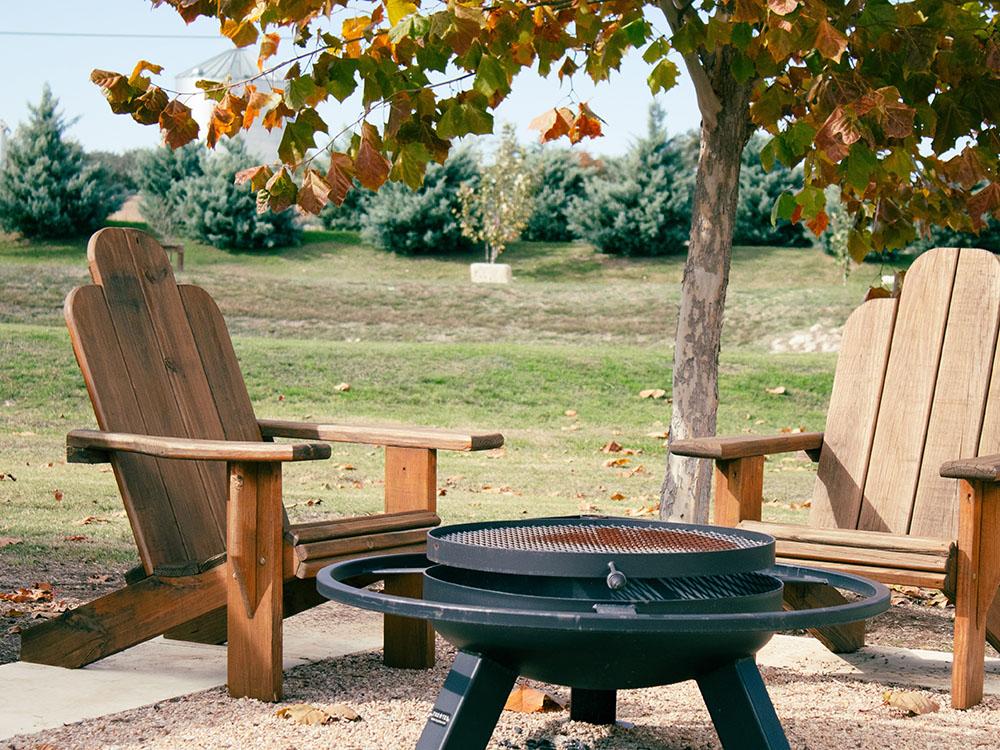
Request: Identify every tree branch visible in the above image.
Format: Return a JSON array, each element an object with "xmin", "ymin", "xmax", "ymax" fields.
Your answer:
[{"xmin": 657, "ymin": 0, "xmax": 722, "ymax": 131}]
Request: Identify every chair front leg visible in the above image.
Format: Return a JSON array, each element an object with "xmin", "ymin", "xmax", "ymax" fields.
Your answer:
[
  {"xmin": 713, "ymin": 456, "xmax": 764, "ymax": 526},
  {"xmin": 227, "ymin": 461, "xmax": 285, "ymax": 702},
  {"xmin": 953, "ymin": 479, "xmax": 1000, "ymax": 709}
]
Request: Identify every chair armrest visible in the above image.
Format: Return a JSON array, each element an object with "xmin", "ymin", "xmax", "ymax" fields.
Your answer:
[
  {"xmin": 67, "ymin": 428, "xmax": 331, "ymax": 463},
  {"xmin": 257, "ymin": 418, "xmax": 504, "ymax": 452},
  {"xmin": 940, "ymin": 454, "xmax": 1000, "ymax": 483},
  {"xmin": 669, "ymin": 432, "xmax": 824, "ymax": 460}
]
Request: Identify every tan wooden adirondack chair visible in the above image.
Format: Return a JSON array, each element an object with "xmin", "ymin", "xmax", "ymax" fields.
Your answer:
[
  {"xmin": 671, "ymin": 246, "xmax": 1000, "ymax": 709},
  {"xmin": 20, "ymin": 227, "xmax": 503, "ymax": 701}
]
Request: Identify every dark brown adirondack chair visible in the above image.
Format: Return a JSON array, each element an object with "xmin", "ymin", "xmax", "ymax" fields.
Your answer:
[
  {"xmin": 20, "ymin": 227, "xmax": 503, "ymax": 701},
  {"xmin": 671, "ymin": 246, "xmax": 1000, "ymax": 709}
]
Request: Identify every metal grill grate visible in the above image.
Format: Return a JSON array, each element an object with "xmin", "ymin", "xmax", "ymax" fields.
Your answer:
[
  {"xmin": 438, "ymin": 522, "xmax": 753, "ymax": 555},
  {"xmin": 609, "ymin": 572, "xmax": 773, "ymax": 603}
]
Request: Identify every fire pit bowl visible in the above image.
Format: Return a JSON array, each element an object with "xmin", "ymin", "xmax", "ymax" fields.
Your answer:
[{"xmin": 316, "ymin": 517, "xmax": 889, "ymax": 750}]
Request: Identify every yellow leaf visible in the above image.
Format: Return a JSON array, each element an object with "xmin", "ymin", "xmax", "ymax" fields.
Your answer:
[
  {"xmin": 333, "ymin": 382, "xmax": 351, "ymax": 392},
  {"xmin": 504, "ymin": 685, "xmax": 564, "ymax": 713},
  {"xmin": 275, "ymin": 703, "xmax": 361, "ymax": 725},
  {"xmin": 386, "ymin": 0, "xmax": 418, "ymax": 27},
  {"xmin": 639, "ymin": 388, "xmax": 667, "ymax": 399},
  {"xmin": 765, "ymin": 386, "xmax": 787, "ymax": 395}
]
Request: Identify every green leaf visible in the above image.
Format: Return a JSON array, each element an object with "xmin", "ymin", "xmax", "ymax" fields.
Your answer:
[
  {"xmin": 642, "ymin": 38, "xmax": 670, "ymax": 64},
  {"xmin": 731, "ymin": 51, "xmax": 755, "ymax": 84},
  {"xmin": 647, "ymin": 59, "xmax": 680, "ymax": 94},
  {"xmin": 474, "ymin": 55, "xmax": 507, "ymax": 98},
  {"xmin": 277, "ymin": 108, "xmax": 327, "ymax": 164},
  {"xmin": 760, "ymin": 138, "xmax": 777, "ymax": 172},
  {"xmin": 796, "ymin": 185, "xmax": 826, "ymax": 218},
  {"xmin": 622, "ymin": 19, "xmax": 650, "ymax": 47},
  {"xmin": 285, "ymin": 76, "xmax": 317, "ymax": 110},
  {"xmin": 437, "ymin": 102, "xmax": 494, "ymax": 139},
  {"xmin": 771, "ymin": 191, "xmax": 797, "ymax": 225},
  {"xmin": 731, "ymin": 23, "xmax": 753, "ymax": 50},
  {"xmin": 391, "ymin": 141, "xmax": 431, "ymax": 189},
  {"xmin": 389, "ymin": 13, "xmax": 431, "ymax": 43},
  {"xmin": 325, "ymin": 59, "xmax": 359, "ymax": 102},
  {"xmin": 842, "ymin": 143, "xmax": 878, "ymax": 191}
]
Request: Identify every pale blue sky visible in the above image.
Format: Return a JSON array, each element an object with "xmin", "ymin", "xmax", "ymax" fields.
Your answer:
[{"xmin": 1, "ymin": 1, "xmax": 702, "ymax": 156}]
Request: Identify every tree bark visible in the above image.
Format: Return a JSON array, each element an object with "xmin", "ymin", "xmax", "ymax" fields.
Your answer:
[{"xmin": 660, "ymin": 50, "xmax": 755, "ymax": 523}]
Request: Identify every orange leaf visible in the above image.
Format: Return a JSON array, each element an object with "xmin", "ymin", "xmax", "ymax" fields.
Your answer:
[
  {"xmin": 235, "ymin": 165, "xmax": 273, "ymax": 192},
  {"xmin": 355, "ymin": 123, "xmax": 390, "ymax": 191},
  {"xmin": 767, "ymin": 0, "xmax": 798, "ymax": 15},
  {"xmin": 298, "ymin": 169, "xmax": 333, "ymax": 214},
  {"xmin": 327, "ymin": 152, "xmax": 356, "ymax": 206},
  {"xmin": 790, "ymin": 203, "xmax": 803, "ymax": 224},
  {"xmin": 814, "ymin": 106, "xmax": 859, "ymax": 162},
  {"xmin": 569, "ymin": 103, "xmax": 604, "ymax": 144},
  {"xmin": 806, "ymin": 210, "xmax": 829, "ymax": 236},
  {"xmin": 528, "ymin": 107, "xmax": 574, "ymax": 143},
  {"xmin": 159, "ymin": 100, "xmax": 200, "ymax": 149},
  {"xmin": 600, "ymin": 441, "xmax": 623, "ymax": 453},
  {"xmin": 504, "ymin": 685, "xmax": 564, "ymax": 713},
  {"xmin": 258, "ymin": 33, "xmax": 281, "ymax": 71},
  {"xmin": 342, "ymin": 17, "xmax": 370, "ymax": 58}
]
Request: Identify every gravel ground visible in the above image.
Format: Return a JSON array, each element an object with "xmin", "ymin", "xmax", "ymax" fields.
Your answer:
[{"xmin": 6, "ymin": 638, "xmax": 1000, "ymax": 750}]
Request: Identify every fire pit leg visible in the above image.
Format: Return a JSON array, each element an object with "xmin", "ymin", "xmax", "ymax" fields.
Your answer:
[
  {"xmin": 569, "ymin": 688, "xmax": 616, "ymax": 724},
  {"xmin": 696, "ymin": 658, "xmax": 790, "ymax": 750},
  {"xmin": 416, "ymin": 650, "xmax": 517, "ymax": 750}
]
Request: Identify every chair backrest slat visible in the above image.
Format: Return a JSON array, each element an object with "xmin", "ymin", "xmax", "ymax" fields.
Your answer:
[
  {"xmin": 813, "ymin": 247, "xmax": 1000, "ymax": 541},
  {"xmin": 809, "ymin": 297, "xmax": 897, "ymax": 529},
  {"xmin": 907, "ymin": 251, "xmax": 1000, "ymax": 538},
  {"xmin": 65, "ymin": 228, "xmax": 264, "ymax": 571}
]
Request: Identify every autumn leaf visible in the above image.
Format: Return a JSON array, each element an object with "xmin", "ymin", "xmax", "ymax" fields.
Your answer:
[
  {"xmin": 504, "ymin": 685, "xmax": 564, "ymax": 713},
  {"xmin": 53, "ymin": 489, "xmax": 63, "ymax": 502},
  {"xmin": 882, "ymin": 691, "xmax": 940, "ymax": 716},
  {"xmin": 569, "ymin": 103, "xmax": 604, "ymax": 144},
  {"xmin": 297, "ymin": 169, "xmax": 333, "ymax": 214},
  {"xmin": 90, "ymin": 69, "xmax": 134, "ymax": 105},
  {"xmin": 814, "ymin": 20, "xmax": 848, "ymax": 63},
  {"xmin": 0, "ymin": 537, "xmax": 23, "ymax": 549},
  {"xmin": 356, "ymin": 122, "xmax": 391, "ymax": 190},
  {"xmin": 386, "ymin": 0, "xmax": 418, "ymax": 27},
  {"xmin": 264, "ymin": 167, "xmax": 298, "ymax": 212},
  {"xmin": 609, "ymin": 491, "xmax": 627, "ymax": 500},
  {"xmin": 234, "ymin": 165, "xmax": 274, "ymax": 192},
  {"xmin": 605, "ymin": 458, "xmax": 630, "ymax": 468},
  {"xmin": 258, "ymin": 33, "xmax": 280, "ymax": 71},
  {"xmin": 76, "ymin": 516, "xmax": 111, "ymax": 526},
  {"xmin": 564, "ymin": 409, "xmax": 577, "ymax": 417},
  {"xmin": 131, "ymin": 87, "xmax": 168, "ymax": 126},
  {"xmin": 327, "ymin": 152, "xmax": 356, "ymax": 206},
  {"xmin": 766, "ymin": 386, "xmax": 787, "ymax": 395},
  {"xmin": 600, "ymin": 441, "xmax": 623, "ymax": 453},
  {"xmin": 639, "ymin": 388, "xmax": 667, "ymax": 399},
  {"xmin": 159, "ymin": 100, "xmax": 199, "ymax": 149},
  {"xmin": 333, "ymin": 382, "xmax": 351, "ymax": 392},
  {"xmin": 275, "ymin": 703, "xmax": 361, "ymax": 725},
  {"xmin": 63, "ymin": 535, "xmax": 88, "ymax": 542},
  {"xmin": 806, "ymin": 210, "xmax": 829, "ymax": 236},
  {"xmin": 529, "ymin": 107, "xmax": 573, "ymax": 143},
  {"xmin": 767, "ymin": 0, "xmax": 798, "ymax": 15},
  {"xmin": 128, "ymin": 59, "xmax": 163, "ymax": 87}
]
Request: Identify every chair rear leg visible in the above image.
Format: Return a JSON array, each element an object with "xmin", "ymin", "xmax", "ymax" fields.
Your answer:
[
  {"xmin": 384, "ymin": 573, "xmax": 435, "ymax": 669},
  {"xmin": 20, "ymin": 566, "xmax": 227, "ymax": 668},
  {"xmin": 782, "ymin": 581, "xmax": 865, "ymax": 653}
]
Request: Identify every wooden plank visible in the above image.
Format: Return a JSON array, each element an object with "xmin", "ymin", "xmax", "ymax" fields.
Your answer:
[
  {"xmin": 259, "ymin": 418, "xmax": 504, "ymax": 452},
  {"xmin": 179, "ymin": 286, "xmax": 261, "ymax": 442},
  {"xmin": 713, "ymin": 456, "xmax": 763, "ymax": 526},
  {"xmin": 295, "ymin": 528, "xmax": 433, "ymax": 561},
  {"xmin": 294, "ymin": 543, "xmax": 428, "ymax": 579},
  {"xmin": 810, "ymin": 298, "xmax": 898, "ymax": 529},
  {"xmin": 383, "ymin": 573, "xmax": 435, "ymax": 669},
  {"xmin": 227, "ymin": 461, "xmax": 284, "ymax": 701},
  {"xmin": 85, "ymin": 228, "xmax": 223, "ymax": 563},
  {"xmin": 67, "ymin": 429, "xmax": 330, "ymax": 463},
  {"xmin": 783, "ymin": 582, "xmax": 865, "ymax": 653},
  {"xmin": 287, "ymin": 510, "xmax": 440, "ymax": 545},
  {"xmin": 859, "ymin": 248, "xmax": 960, "ymax": 533},
  {"xmin": 672, "ymin": 432, "xmax": 823, "ymax": 460},
  {"xmin": 910, "ymin": 250, "xmax": 1000, "ymax": 539},
  {"xmin": 774, "ymin": 557, "xmax": 948, "ymax": 589},
  {"xmin": 952, "ymin": 480, "xmax": 1000, "ymax": 708},
  {"xmin": 739, "ymin": 521, "xmax": 954, "ymax": 556},
  {"xmin": 775, "ymin": 540, "xmax": 950, "ymax": 572},
  {"xmin": 64, "ymin": 285, "xmax": 186, "ymax": 571},
  {"xmin": 20, "ymin": 565, "xmax": 227, "ymax": 668},
  {"xmin": 384, "ymin": 447, "xmax": 437, "ymax": 514}
]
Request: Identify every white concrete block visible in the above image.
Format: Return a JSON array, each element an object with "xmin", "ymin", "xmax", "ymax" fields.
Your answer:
[{"xmin": 470, "ymin": 262, "xmax": 512, "ymax": 284}]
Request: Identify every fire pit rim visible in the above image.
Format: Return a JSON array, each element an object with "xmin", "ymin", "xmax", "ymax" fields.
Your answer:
[{"xmin": 316, "ymin": 554, "xmax": 890, "ymax": 634}]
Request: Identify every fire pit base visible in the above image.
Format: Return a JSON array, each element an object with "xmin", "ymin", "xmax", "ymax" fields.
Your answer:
[{"xmin": 417, "ymin": 651, "xmax": 789, "ymax": 750}]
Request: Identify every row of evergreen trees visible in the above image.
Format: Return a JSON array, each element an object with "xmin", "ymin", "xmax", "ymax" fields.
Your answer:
[{"xmin": 331, "ymin": 105, "xmax": 812, "ymax": 257}]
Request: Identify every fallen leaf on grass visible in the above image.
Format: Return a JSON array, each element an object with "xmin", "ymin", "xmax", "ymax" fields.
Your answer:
[
  {"xmin": 333, "ymin": 383, "xmax": 351, "ymax": 392},
  {"xmin": 600, "ymin": 441, "xmax": 623, "ymax": 454},
  {"xmin": 605, "ymin": 457, "xmax": 630, "ymax": 468},
  {"xmin": 765, "ymin": 386, "xmax": 787, "ymax": 396},
  {"xmin": 0, "ymin": 584, "xmax": 53, "ymax": 604},
  {"xmin": 88, "ymin": 574, "xmax": 113, "ymax": 584},
  {"xmin": 624, "ymin": 502, "xmax": 660, "ymax": 517},
  {"xmin": 53, "ymin": 490, "xmax": 64, "ymax": 502},
  {"xmin": 76, "ymin": 516, "xmax": 111, "ymax": 526},
  {"xmin": 609, "ymin": 492, "xmax": 627, "ymax": 501},
  {"xmin": 275, "ymin": 703, "xmax": 361, "ymax": 725},
  {"xmin": 63, "ymin": 535, "xmax": 88, "ymax": 542},
  {"xmin": 639, "ymin": 388, "xmax": 667, "ymax": 400},
  {"xmin": 564, "ymin": 409, "xmax": 578, "ymax": 417},
  {"xmin": 504, "ymin": 685, "xmax": 564, "ymax": 713},
  {"xmin": 882, "ymin": 690, "xmax": 940, "ymax": 716},
  {"xmin": 578, "ymin": 501, "xmax": 600, "ymax": 513},
  {"xmin": 646, "ymin": 430, "xmax": 669, "ymax": 440},
  {"xmin": 0, "ymin": 537, "xmax": 23, "ymax": 548}
]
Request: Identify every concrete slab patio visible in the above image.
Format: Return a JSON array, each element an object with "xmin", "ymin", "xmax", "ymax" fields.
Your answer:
[{"xmin": 2, "ymin": 613, "xmax": 998, "ymax": 743}]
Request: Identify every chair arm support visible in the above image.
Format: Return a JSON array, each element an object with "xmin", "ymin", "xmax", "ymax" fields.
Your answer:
[
  {"xmin": 257, "ymin": 418, "xmax": 504, "ymax": 452},
  {"xmin": 66, "ymin": 429, "xmax": 331, "ymax": 463},
  {"xmin": 941, "ymin": 454, "xmax": 1000, "ymax": 483},
  {"xmin": 670, "ymin": 432, "xmax": 824, "ymax": 460}
]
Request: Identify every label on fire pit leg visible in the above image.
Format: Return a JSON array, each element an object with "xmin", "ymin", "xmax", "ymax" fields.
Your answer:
[{"xmin": 429, "ymin": 709, "xmax": 451, "ymax": 727}]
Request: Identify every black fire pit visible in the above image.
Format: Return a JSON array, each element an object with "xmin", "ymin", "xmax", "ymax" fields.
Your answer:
[{"xmin": 317, "ymin": 517, "xmax": 889, "ymax": 750}]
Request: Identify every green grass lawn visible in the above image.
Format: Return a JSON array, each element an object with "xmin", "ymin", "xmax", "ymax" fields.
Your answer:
[{"xmin": 0, "ymin": 229, "xmax": 902, "ymax": 569}]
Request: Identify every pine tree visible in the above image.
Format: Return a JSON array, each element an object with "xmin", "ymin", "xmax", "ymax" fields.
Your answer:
[{"xmin": 0, "ymin": 86, "xmax": 123, "ymax": 239}]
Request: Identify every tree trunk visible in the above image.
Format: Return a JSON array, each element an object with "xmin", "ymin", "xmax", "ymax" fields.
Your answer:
[{"xmin": 660, "ymin": 55, "xmax": 755, "ymax": 523}]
